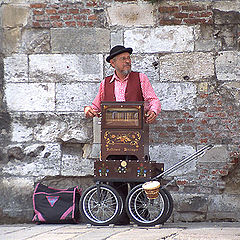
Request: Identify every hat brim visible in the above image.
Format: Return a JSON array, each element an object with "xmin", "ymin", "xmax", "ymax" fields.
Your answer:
[{"xmin": 106, "ymin": 48, "xmax": 133, "ymax": 63}]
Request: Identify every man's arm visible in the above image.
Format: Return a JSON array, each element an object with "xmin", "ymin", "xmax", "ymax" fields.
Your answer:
[{"xmin": 139, "ymin": 72, "xmax": 161, "ymax": 123}]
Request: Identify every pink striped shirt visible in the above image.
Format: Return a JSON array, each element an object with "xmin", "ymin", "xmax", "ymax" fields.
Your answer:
[{"xmin": 92, "ymin": 71, "xmax": 161, "ymax": 115}]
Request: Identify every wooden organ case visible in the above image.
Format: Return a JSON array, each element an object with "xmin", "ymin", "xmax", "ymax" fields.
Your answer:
[{"xmin": 94, "ymin": 102, "xmax": 164, "ymax": 182}]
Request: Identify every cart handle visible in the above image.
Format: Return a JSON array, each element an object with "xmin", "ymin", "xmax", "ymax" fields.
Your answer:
[{"xmin": 152, "ymin": 144, "xmax": 214, "ymax": 180}]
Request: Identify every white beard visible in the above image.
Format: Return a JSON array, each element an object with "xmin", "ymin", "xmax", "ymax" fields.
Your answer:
[{"xmin": 115, "ymin": 66, "xmax": 131, "ymax": 76}]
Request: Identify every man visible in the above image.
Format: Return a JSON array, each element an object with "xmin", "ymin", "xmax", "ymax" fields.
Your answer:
[
  {"xmin": 84, "ymin": 45, "xmax": 161, "ymax": 123},
  {"xmin": 84, "ymin": 46, "xmax": 161, "ymax": 220}
]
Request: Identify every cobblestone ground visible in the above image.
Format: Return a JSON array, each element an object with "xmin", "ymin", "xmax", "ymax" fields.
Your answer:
[{"xmin": 0, "ymin": 222, "xmax": 240, "ymax": 240}]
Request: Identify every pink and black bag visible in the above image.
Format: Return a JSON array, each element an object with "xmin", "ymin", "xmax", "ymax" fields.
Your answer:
[{"xmin": 32, "ymin": 183, "xmax": 81, "ymax": 224}]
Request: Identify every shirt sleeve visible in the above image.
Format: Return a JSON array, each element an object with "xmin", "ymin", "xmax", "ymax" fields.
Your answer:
[
  {"xmin": 91, "ymin": 79, "xmax": 105, "ymax": 113},
  {"xmin": 139, "ymin": 72, "xmax": 161, "ymax": 115}
]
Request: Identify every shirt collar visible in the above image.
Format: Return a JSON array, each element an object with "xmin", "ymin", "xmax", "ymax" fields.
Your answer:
[{"xmin": 109, "ymin": 71, "xmax": 131, "ymax": 83}]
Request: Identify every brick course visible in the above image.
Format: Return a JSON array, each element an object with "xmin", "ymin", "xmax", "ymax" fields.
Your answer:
[
  {"xmin": 30, "ymin": 2, "xmax": 105, "ymax": 28},
  {"xmin": 151, "ymin": 88, "xmax": 240, "ymax": 146},
  {"xmin": 158, "ymin": 2, "xmax": 213, "ymax": 25}
]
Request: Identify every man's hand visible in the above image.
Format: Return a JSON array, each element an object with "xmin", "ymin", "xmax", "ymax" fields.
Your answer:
[
  {"xmin": 84, "ymin": 106, "xmax": 98, "ymax": 118},
  {"xmin": 145, "ymin": 110, "xmax": 157, "ymax": 124}
]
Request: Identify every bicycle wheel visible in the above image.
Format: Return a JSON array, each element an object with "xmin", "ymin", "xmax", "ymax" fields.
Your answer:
[
  {"xmin": 161, "ymin": 188, "xmax": 173, "ymax": 223},
  {"xmin": 80, "ymin": 184, "xmax": 123, "ymax": 226},
  {"xmin": 126, "ymin": 184, "xmax": 168, "ymax": 226}
]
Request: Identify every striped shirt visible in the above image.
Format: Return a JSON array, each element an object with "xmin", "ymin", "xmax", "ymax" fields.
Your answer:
[{"xmin": 92, "ymin": 71, "xmax": 161, "ymax": 115}]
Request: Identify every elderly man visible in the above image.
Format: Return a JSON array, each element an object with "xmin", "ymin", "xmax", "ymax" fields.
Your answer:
[{"xmin": 84, "ymin": 45, "xmax": 161, "ymax": 123}]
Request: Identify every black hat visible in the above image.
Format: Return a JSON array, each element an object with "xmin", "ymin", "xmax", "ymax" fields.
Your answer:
[{"xmin": 106, "ymin": 45, "xmax": 133, "ymax": 63}]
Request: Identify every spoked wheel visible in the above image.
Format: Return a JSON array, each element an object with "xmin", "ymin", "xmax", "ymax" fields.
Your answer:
[
  {"xmin": 161, "ymin": 188, "xmax": 174, "ymax": 223},
  {"xmin": 80, "ymin": 184, "xmax": 123, "ymax": 226},
  {"xmin": 126, "ymin": 184, "xmax": 168, "ymax": 226}
]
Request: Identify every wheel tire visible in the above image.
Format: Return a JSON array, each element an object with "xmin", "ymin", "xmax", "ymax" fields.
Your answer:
[
  {"xmin": 80, "ymin": 184, "xmax": 123, "ymax": 226},
  {"xmin": 126, "ymin": 184, "xmax": 168, "ymax": 226},
  {"xmin": 161, "ymin": 188, "xmax": 173, "ymax": 223}
]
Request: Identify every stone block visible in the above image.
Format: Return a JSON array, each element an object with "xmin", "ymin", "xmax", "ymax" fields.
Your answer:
[
  {"xmin": 216, "ymin": 51, "xmax": 239, "ymax": 81},
  {"xmin": 174, "ymin": 193, "xmax": 208, "ymax": 212},
  {"xmin": 34, "ymin": 112, "xmax": 93, "ymax": 143},
  {"xmin": 82, "ymin": 143, "xmax": 92, "ymax": 159},
  {"xmin": 93, "ymin": 117, "xmax": 101, "ymax": 144},
  {"xmin": 61, "ymin": 143, "xmax": 94, "ymax": 176},
  {"xmin": 198, "ymin": 145, "xmax": 229, "ymax": 163},
  {"xmin": 104, "ymin": 61, "xmax": 116, "ymax": 77},
  {"xmin": 195, "ymin": 39, "xmax": 221, "ymax": 52},
  {"xmin": 2, "ymin": 0, "xmax": 30, "ymax": 3},
  {"xmin": 90, "ymin": 143, "xmax": 101, "ymax": 159},
  {"xmin": 213, "ymin": 9, "xmax": 240, "ymax": 25},
  {"xmin": 10, "ymin": 112, "xmax": 50, "ymax": 143},
  {"xmin": 56, "ymin": 82, "xmax": 99, "ymax": 111},
  {"xmin": 214, "ymin": 24, "xmax": 238, "ymax": 50},
  {"xmin": 5, "ymin": 83, "xmax": 55, "ymax": 111},
  {"xmin": 2, "ymin": 143, "xmax": 61, "ymax": 177},
  {"xmin": 174, "ymin": 212, "xmax": 206, "ymax": 222},
  {"xmin": 0, "ymin": 112, "xmax": 12, "ymax": 143},
  {"xmin": 0, "ymin": 29, "xmax": 3, "ymax": 54},
  {"xmin": 107, "ymin": 3, "xmax": 154, "ymax": 27},
  {"xmin": 207, "ymin": 211, "xmax": 238, "ymax": 222},
  {"xmin": 111, "ymin": 30, "xmax": 124, "ymax": 48},
  {"xmin": 149, "ymin": 144, "xmax": 196, "ymax": 176},
  {"xmin": 2, "ymin": 5, "xmax": 29, "ymax": 28},
  {"xmin": 51, "ymin": 28, "xmax": 110, "ymax": 54},
  {"xmin": 29, "ymin": 54, "xmax": 103, "ymax": 82},
  {"xmin": 61, "ymin": 157, "xmax": 94, "ymax": 176},
  {"xmin": 215, "ymin": 51, "xmax": 237, "ymax": 81},
  {"xmin": 159, "ymin": 52, "xmax": 214, "ymax": 82},
  {"xmin": 213, "ymin": 2, "xmax": 240, "ymax": 12},
  {"xmin": 194, "ymin": 25, "xmax": 222, "ymax": 51},
  {"xmin": 125, "ymin": 26, "xmax": 194, "ymax": 53},
  {"xmin": 4, "ymin": 54, "xmax": 28, "ymax": 83},
  {"xmin": 2, "ymin": 28, "xmax": 21, "ymax": 55},
  {"xmin": 152, "ymin": 82, "xmax": 196, "ymax": 111},
  {"xmin": 207, "ymin": 194, "xmax": 240, "ymax": 221},
  {"xmin": 20, "ymin": 29, "xmax": 51, "ymax": 54},
  {"xmin": 37, "ymin": 176, "xmax": 94, "ymax": 193},
  {"xmin": 0, "ymin": 177, "xmax": 34, "ymax": 223},
  {"xmin": 27, "ymin": 0, "xmax": 55, "ymax": 2},
  {"xmin": 11, "ymin": 122, "xmax": 34, "ymax": 143},
  {"xmin": 132, "ymin": 54, "xmax": 160, "ymax": 82}
]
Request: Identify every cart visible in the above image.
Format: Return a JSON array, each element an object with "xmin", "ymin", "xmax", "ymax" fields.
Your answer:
[{"xmin": 80, "ymin": 102, "xmax": 213, "ymax": 226}]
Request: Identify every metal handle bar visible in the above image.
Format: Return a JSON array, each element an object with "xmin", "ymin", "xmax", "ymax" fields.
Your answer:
[{"xmin": 153, "ymin": 144, "xmax": 214, "ymax": 180}]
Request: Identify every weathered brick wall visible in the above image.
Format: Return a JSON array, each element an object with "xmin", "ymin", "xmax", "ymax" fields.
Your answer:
[
  {"xmin": 30, "ymin": 1, "xmax": 105, "ymax": 28},
  {"xmin": 158, "ymin": 3, "xmax": 213, "ymax": 25},
  {"xmin": 0, "ymin": 0, "xmax": 240, "ymax": 223}
]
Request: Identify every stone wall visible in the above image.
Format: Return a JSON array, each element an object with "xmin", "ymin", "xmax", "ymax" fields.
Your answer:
[{"xmin": 0, "ymin": 0, "xmax": 240, "ymax": 223}]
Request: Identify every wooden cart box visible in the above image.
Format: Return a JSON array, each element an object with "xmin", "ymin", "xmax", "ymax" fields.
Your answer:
[
  {"xmin": 94, "ymin": 160, "xmax": 164, "ymax": 182},
  {"xmin": 101, "ymin": 102, "xmax": 149, "ymax": 161}
]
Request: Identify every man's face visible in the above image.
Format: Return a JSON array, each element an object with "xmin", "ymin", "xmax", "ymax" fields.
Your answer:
[{"xmin": 110, "ymin": 52, "xmax": 131, "ymax": 76}]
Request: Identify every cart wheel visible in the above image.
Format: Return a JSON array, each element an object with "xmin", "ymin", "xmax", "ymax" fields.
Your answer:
[
  {"xmin": 80, "ymin": 184, "xmax": 123, "ymax": 226},
  {"xmin": 126, "ymin": 184, "xmax": 168, "ymax": 226},
  {"xmin": 161, "ymin": 188, "xmax": 173, "ymax": 223}
]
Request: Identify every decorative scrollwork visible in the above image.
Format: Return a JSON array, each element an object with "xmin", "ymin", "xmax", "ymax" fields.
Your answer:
[{"xmin": 104, "ymin": 131, "xmax": 141, "ymax": 148}]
